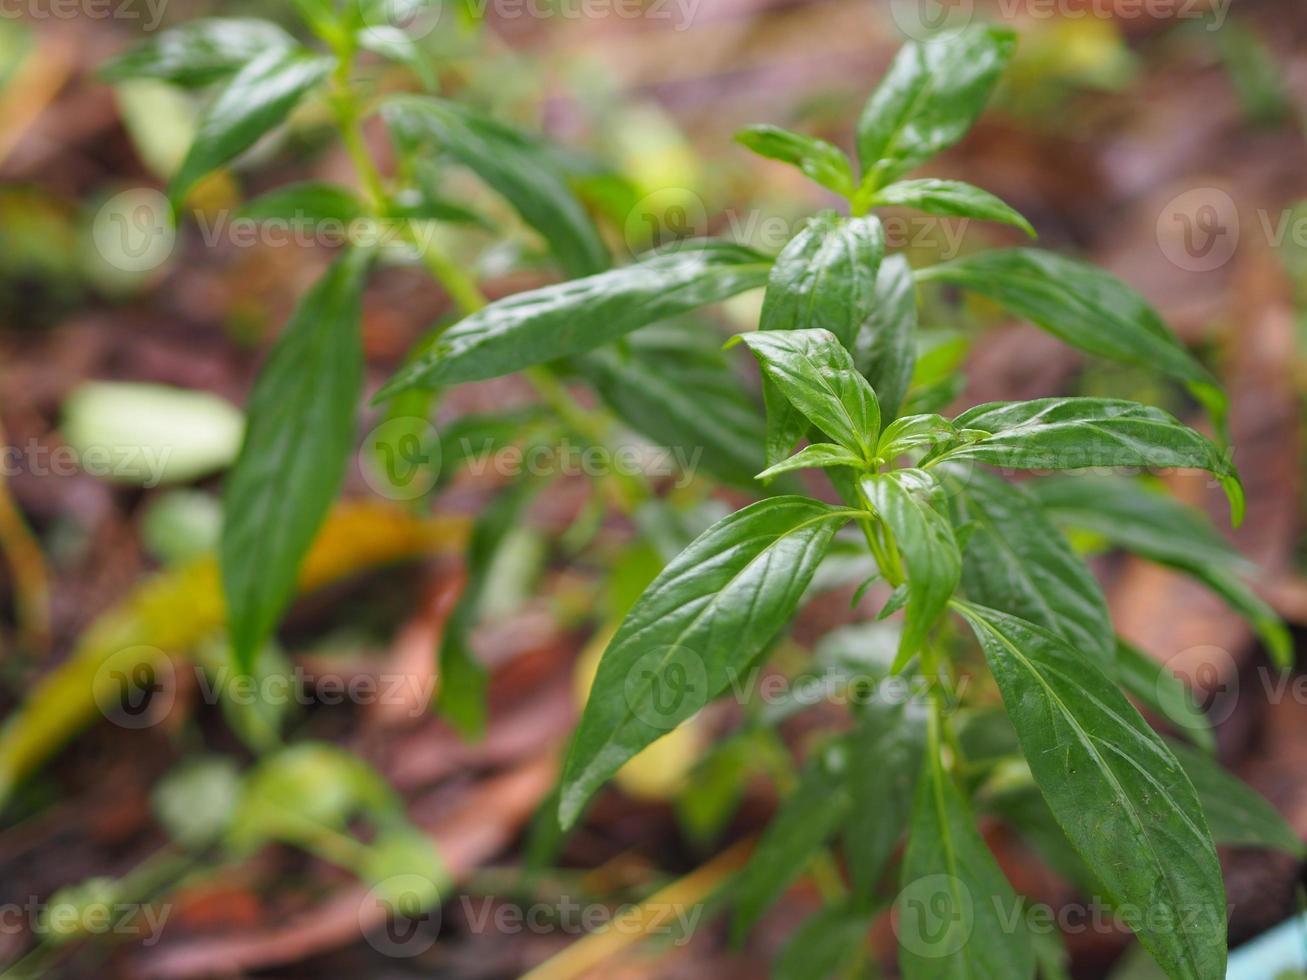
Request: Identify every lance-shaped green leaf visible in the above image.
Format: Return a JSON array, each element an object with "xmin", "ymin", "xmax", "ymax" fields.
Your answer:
[
  {"xmin": 358, "ymin": 25, "xmax": 436, "ymax": 91},
  {"xmin": 1029, "ymin": 475, "xmax": 1288, "ymax": 666},
  {"xmin": 854, "ymin": 254, "xmax": 918, "ymax": 422},
  {"xmin": 756, "ymin": 213, "xmax": 885, "ymax": 463},
  {"xmin": 872, "ymin": 179, "xmax": 1035, "ymax": 237},
  {"xmin": 856, "ymin": 24, "xmax": 1017, "ymax": 188},
  {"xmin": 100, "ymin": 18, "xmax": 296, "ymax": 89},
  {"xmin": 955, "ymin": 602, "xmax": 1228, "ymax": 980},
  {"xmin": 438, "ymin": 475, "xmax": 544, "ymax": 738},
  {"xmin": 735, "ymin": 328, "xmax": 881, "ymax": 464},
  {"xmin": 878, "ymin": 413, "xmax": 956, "ymax": 459},
  {"xmin": 170, "ymin": 48, "xmax": 335, "ymax": 206},
  {"xmin": 916, "ymin": 249, "xmax": 1228, "ymax": 433},
  {"xmin": 862, "ymin": 469, "xmax": 960, "ymax": 668},
  {"xmin": 238, "ymin": 182, "xmax": 366, "ymax": 225},
  {"xmin": 844, "ymin": 694, "xmax": 927, "ymax": 898},
  {"xmin": 735, "ymin": 125, "xmax": 855, "ymax": 197},
  {"xmin": 575, "ymin": 320, "xmax": 764, "ymax": 489},
  {"xmin": 1168, "ymin": 740, "xmax": 1304, "ymax": 856},
  {"xmin": 558, "ymin": 497, "xmax": 854, "ymax": 828},
  {"xmin": 382, "ymin": 95, "xmax": 608, "ymax": 278},
  {"xmin": 775, "ymin": 904, "xmax": 873, "ymax": 980},
  {"xmin": 935, "ymin": 398, "xmax": 1243, "ymax": 525},
  {"xmin": 761, "ymin": 213, "xmax": 884, "ymax": 351},
  {"xmin": 375, "ymin": 242, "xmax": 771, "ymax": 398},
  {"xmin": 947, "ymin": 470, "xmax": 1114, "ymax": 669},
  {"xmin": 985, "ymin": 782, "xmax": 1098, "ymax": 898},
  {"xmin": 1115, "ymin": 638, "xmax": 1215, "ymax": 753},
  {"xmin": 221, "ymin": 251, "xmax": 369, "ymax": 672},
  {"xmin": 757, "ymin": 443, "xmax": 865, "ymax": 482},
  {"xmin": 732, "ymin": 740, "xmax": 851, "ymax": 939},
  {"xmin": 898, "ymin": 737, "xmax": 1035, "ymax": 980}
]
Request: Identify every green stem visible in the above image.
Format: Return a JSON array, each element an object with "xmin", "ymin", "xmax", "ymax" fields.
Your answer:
[{"xmin": 329, "ymin": 57, "xmax": 387, "ymax": 213}]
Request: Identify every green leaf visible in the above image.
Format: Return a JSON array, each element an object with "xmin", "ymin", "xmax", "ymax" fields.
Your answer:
[
  {"xmin": 756, "ymin": 213, "xmax": 885, "ymax": 464},
  {"xmin": 916, "ymin": 249, "xmax": 1228, "ymax": 434},
  {"xmin": 955, "ymin": 603, "xmax": 1227, "ymax": 980},
  {"xmin": 676, "ymin": 733, "xmax": 756, "ymax": 845},
  {"xmin": 438, "ymin": 476, "xmax": 544, "ymax": 738},
  {"xmin": 1169, "ymin": 740, "xmax": 1303, "ymax": 856},
  {"xmin": 861, "ymin": 469, "xmax": 961, "ymax": 669},
  {"xmin": 878, "ymin": 413, "xmax": 956, "ymax": 459},
  {"xmin": 558, "ymin": 497, "xmax": 854, "ymax": 828},
  {"xmin": 239, "ymin": 182, "xmax": 366, "ymax": 224},
  {"xmin": 375, "ymin": 242, "xmax": 770, "ymax": 397},
  {"xmin": 734, "ymin": 124, "xmax": 855, "ymax": 197},
  {"xmin": 735, "ymin": 328, "xmax": 881, "ymax": 464},
  {"xmin": 872, "ymin": 179, "xmax": 1035, "ymax": 237},
  {"xmin": 171, "ymin": 48, "xmax": 334, "ymax": 207},
  {"xmin": 100, "ymin": 18, "xmax": 296, "ymax": 89},
  {"xmin": 775, "ymin": 903, "xmax": 872, "ymax": 980},
  {"xmin": 938, "ymin": 398, "xmax": 1243, "ymax": 525},
  {"xmin": 1030, "ymin": 476, "xmax": 1289, "ymax": 667},
  {"xmin": 358, "ymin": 25, "xmax": 436, "ymax": 91},
  {"xmin": 856, "ymin": 25, "xmax": 1017, "ymax": 188},
  {"xmin": 947, "ymin": 470, "xmax": 1114, "ymax": 669},
  {"xmin": 221, "ymin": 251, "xmax": 368, "ymax": 672},
  {"xmin": 760, "ymin": 213, "xmax": 884, "ymax": 351},
  {"xmin": 61, "ymin": 382, "xmax": 243, "ymax": 486},
  {"xmin": 152, "ymin": 756, "xmax": 242, "ymax": 850},
  {"xmin": 575, "ymin": 320, "xmax": 765, "ymax": 489},
  {"xmin": 1115, "ymin": 638, "xmax": 1215, "ymax": 753},
  {"xmin": 382, "ymin": 95, "xmax": 608, "ymax": 278},
  {"xmin": 844, "ymin": 693, "xmax": 927, "ymax": 898},
  {"xmin": 854, "ymin": 254, "xmax": 918, "ymax": 422},
  {"xmin": 291, "ymin": 0, "xmax": 348, "ymax": 46},
  {"xmin": 985, "ymin": 781, "xmax": 1098, "ymax": 898},
  {"xmin": 898, "ymin": 736, "xmax": 1035, "ymax": 980},
  {"xmin": 756, "ymin": 443, "xmax": 865, "ymax": 482},
  {"xmin": 732, "ymin": 740, "xmax": 851, "ymax": 939}
]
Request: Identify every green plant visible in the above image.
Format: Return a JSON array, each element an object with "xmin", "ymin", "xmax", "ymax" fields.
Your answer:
[{"xmin": 99, "ymin": 11, "xmax": 1300, "ymax": 979}]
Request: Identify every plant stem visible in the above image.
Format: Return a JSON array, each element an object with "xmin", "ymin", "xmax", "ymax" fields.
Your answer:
[
  {"xmin": 329, "ymin": 58, "xmax": 387, "ymax": 214},
  {"xmin": 0, "ymin": 420, "xmax": 50, "ymax": 656}
]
